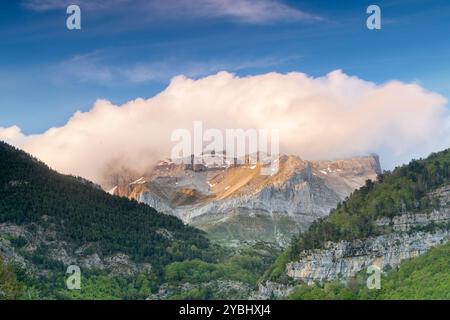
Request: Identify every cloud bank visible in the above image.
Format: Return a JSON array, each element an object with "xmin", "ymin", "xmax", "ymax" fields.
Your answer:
[{"xmin": 1, "ymin": 70, "xmax": 449, "ymax": 187}]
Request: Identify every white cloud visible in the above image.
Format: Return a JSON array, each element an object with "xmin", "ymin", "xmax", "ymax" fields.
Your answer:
[
  {"xmin": 1, "ymin": 70, "xmax": 449, "ymax": 187},
  {"xmin": 147, "ymin": 0, "xmax": 320, "ymax": 23},
  {"xmin": 23, "ymin": 0, "xmax": 131, "ymax": 11},
  {"xmin": 23, "ymin": 0, "xmax": 319, "ymax": 24},
  {"xmin": 0, "ymin": 126, "xmax": 25, "ymax": 145}
]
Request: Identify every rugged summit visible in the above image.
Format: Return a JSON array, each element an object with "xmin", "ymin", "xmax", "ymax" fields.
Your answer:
[{"xmin": 108, "ymin": 154, "xmax": 381, "ymax": 245}]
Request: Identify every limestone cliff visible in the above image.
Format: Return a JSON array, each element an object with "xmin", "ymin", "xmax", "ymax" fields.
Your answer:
[{"xmin": 285, "ymin": 185, "xmax": 450, "ymax": 284}]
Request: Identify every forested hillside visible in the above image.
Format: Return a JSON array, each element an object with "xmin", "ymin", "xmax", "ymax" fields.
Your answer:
[
  {"xmin": 0, "ymin": 141, "xmax": 213, "ymax": 271},
  {"xmin": 0, "ymin": 141, "xmax": 277, "ymax": 299},
  {"xmin": 267, "ymin": 148, "xmax": 450, "ymax": 281},
  {"xmin": 292, "ymin": 149, "xmax": 449, "ymax": 255}
]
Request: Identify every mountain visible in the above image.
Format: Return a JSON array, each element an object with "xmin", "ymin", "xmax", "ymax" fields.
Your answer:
[
  {"xmin": 0, "ymin": 141, "xmax": 214, "ymax": 293},
  {"xmin": 107, "ymin": 153, "xmax": 381, "ymax": 245},
  {"xmin": 0, "ymin": 141, "xmax": 282, "ymax": 300},
  {"xmin": 2, "ymin": 139, "xmax": 449, "ymax": 300},
  {"xmin": 260, "ymin": 148, "xmax": 450, "ymax": 299}
]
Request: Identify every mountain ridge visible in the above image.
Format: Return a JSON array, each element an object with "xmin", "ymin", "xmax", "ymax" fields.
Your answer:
[{"xmin": 106, "ymin": 153, "xmax": 381, "ymax": 245}]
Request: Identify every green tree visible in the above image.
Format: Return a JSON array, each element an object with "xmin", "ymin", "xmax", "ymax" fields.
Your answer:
[{"xmin": 0, "ymin": 256, "xmax": 24, "ymax": 300}]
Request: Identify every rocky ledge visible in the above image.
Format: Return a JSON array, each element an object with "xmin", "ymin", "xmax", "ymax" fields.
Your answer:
[{"xmin": 286, "ymin": 228, "xmax": 450, "ymax": 284}]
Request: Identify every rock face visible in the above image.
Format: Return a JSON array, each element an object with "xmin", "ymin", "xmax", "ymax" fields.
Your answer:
[
  {"xmin": 286, "ymin": 229, "xmax": 450, "ymax": 284},
  {"xmin": 108, "ymin": 154, "xmax": 381, "ymax": 245},
  {"xmin": 286, "ymin": 185, "xmax": 450, "ymax": 284},
  {"xmin": 250, "ymin": 281, "xmax": 295, "ymax": 300},
  {"xmin": 149, "ymin": 280, "xmax": 254, "ymax": 300},
  {"xmin": 0, "ymin": 219, "xmax": 152, "ymax": 278}
]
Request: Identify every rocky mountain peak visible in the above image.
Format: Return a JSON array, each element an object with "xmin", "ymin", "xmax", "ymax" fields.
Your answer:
[{"xmin": 105, "ymin": 153, "xmax": 381, "ymax": 245}]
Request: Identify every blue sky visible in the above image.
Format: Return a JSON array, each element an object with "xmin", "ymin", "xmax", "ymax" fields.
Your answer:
[{"xmin": 1, "ymin": 0, "xmax": 450, "ymax": 134}]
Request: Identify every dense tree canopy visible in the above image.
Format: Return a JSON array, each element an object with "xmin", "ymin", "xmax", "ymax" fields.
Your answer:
[{"xmin": 0, "ymin": 141, "xmax": 212, "ymax": 270}]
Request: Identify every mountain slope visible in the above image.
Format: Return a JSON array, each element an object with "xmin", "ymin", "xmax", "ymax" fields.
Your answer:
[
  {"xmin": 265, "ymin": 148, "xmax": 450, "ymax": 289},
  {"xmin": 0, "ymin": 141, "xmax": 282, "ymax": 299},
  {"xmin": 0, "ymin": 141, "xmax": 212, "ymax": 276},
  {"xmin": 108, "ymin": 154, "xmax": 380, "ymax": 245}
]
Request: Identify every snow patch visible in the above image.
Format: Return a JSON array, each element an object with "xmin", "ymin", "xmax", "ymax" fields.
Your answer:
[
  {"xmin": 107, "ymin": 186, "xmax": 118, "ymax": 195},
  {"xmin": 130, "ymin": 177, "xmax": 146, "ymax": 185}
]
